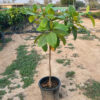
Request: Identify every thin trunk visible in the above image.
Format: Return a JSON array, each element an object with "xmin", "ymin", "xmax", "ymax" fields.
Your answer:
[{"xmin": 49, "ymin": 46, "xmax": 52, "ymax": 87}]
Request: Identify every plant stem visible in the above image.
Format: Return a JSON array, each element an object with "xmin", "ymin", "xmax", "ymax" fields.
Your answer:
[{"xmin": 49, "ymin": 46, "xmax": 52, "ymax": 87}]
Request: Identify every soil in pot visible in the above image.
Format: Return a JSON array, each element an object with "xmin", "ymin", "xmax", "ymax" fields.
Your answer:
[{"xmin": 41, "ymin": 78, "xmax": 59, "ymax": 89}]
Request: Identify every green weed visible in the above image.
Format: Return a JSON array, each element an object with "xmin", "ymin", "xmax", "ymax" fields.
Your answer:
[
  {"xmin": 57, "ymin": 50, "xmax": 62, "ymax": 54},
  {"xmin": 0, "ymin": 90, "xmax": 6, "ymax": 100},
  {"xmin": 72, "ymin": 53, "xmax": 79, "ymax": 58},
  {"xmin": 56, "ymin": 59, "xmax": 65, "ymax": 64},
  {"xmin": 3, "ymin": 45, "xmax": 40, "ymax": 88},
  {"xmin": 0, "ymin": 77, "xmax": 11, "ymax": 88},
  {"xmin": 66, "ymin": 71, "xmax": 75, "ymax": 78},
  {"xmin": 63, "ymin": 59, "xmax": 71, "ymax": 66},
  {"xmin": 79, "ymin": 35, "xmax": 100, "ymax": 41},
  {"xmin": 83, "ymin": 80, "xmax": 100, "ymax": 100},
  {"xmin": 65, "ymin": 43, "xmax": 75, "ymax": 50}
]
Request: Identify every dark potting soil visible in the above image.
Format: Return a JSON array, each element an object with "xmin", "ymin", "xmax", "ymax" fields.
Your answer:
[{"xmin": 41, "ymin": 78, "xmax": 58, "ymax": 89}]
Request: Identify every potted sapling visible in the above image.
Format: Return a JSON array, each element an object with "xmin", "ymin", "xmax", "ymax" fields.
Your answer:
[{"xmin": 26, "ymin": 4, "xmax": 95, "ymax": 100}]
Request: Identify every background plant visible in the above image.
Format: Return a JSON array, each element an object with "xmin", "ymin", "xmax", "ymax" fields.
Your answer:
[
  {"xmin": 60, "ymin": 0, "xmax": 76, "ymax": 6},
  {"xmin": 75, "ymin": 1, "xmax": 85, "ymax": 10},
  {"xmin": 0, "ymin": 7, "xmax": 28, "ymax": 32}
]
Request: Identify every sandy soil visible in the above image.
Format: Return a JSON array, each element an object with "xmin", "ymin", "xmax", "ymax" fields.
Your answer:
[{"xmin": 0, "ymin": 18, "xmax": 100, "ymax": 100}]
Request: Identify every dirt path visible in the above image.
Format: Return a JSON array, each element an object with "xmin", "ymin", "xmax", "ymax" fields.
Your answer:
[
  {"xmin": 0, "ymin": 18, "xmax": 100, "ymax": 100},
  {"xmin": 0, "ymin": 34, "xmax": 25, "ymax": 74}
]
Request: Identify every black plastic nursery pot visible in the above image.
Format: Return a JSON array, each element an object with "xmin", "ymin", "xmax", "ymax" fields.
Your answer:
[{"xmin": 38, "ymin": 76, "xmax": 61, "ymax": 100}]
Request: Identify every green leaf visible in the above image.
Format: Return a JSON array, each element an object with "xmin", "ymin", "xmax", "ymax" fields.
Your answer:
[
  {"xmin": 89, "ymin": 15, "xmax": 95, "ymax": 27},
  {"xmin": 58, "ymin": 35, "xmax": 66, "ymax": 45},
  {"xmin": 38, "ymin": 34, "xmax": 47, "ymax": 47},
  {"xmin": 33, "ymin": 4, "xmax": 38, "ymax": 12},
  {"xmin": 76, "ymin": 23, "xmax": 85, "ymax": 29},
  {"xmin": 37, "ymin": 18, "xmax": 49, "ymax": 31},
  {"xmin": 48, "ymin": 8, "xmax": 55, "ymax": 15},
  {"xmin": 26, "ymin": 11, "xmax": 36, "ymax": 16},
  {"xmin": 68, "ymin": 6, "xmax": 75, "ymax": 16},
  {"xmin": 46, "ymin": 32, "xmax": 57, "ymax": 47},
  {"xmin": 40, "ymin": 18, "xmax": 48, "ymax": 28},
  {"xmin": 28, "ymin": 16, "xmax": 35, "ymax": 23},
  {"xmin": 55, "ymin": 37, "xmax": 60, "ymax": 47},
  {"xmin": 42, "ymin": 44, "xmax": 48, "ymax": 52},
  {"xmin": 54, "ymin": 22, "xmax": 68, "ymax": 32},
  {"xmin": 45, "ymin": 4, "xmax": 53, "ymax": 12},
  {"xmin": 34, "ymin": 34, "xmax": 43, "ymax": 43},
  {"xmin": 86, "ymin": 5, "xmax": 90, "ymax": 13},
  {"xmin": 57, "ymin": 15, "xmax": 65, "ymax": 20},
  {"xmin": 72, "ymin": 26, "xmax": 77, "ymax": 40}
]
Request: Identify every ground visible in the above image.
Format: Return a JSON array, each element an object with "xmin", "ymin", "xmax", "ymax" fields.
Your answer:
[{"xmin": 0, "ymin": 18, "xmax": 100, "ymax": 100}]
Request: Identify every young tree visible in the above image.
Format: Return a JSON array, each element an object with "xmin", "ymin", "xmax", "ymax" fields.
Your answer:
[{"xmin": 27, "ymin": 4, "xmax": 95, "ymax": 87}]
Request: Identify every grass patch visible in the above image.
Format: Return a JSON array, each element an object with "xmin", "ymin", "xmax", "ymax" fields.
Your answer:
[
  {"xmin": 83, "ymin": 80, "xmax": 100, "ymax": 100},
  {"xmin": 79, "ymin": 35, "xmax": 100, "ymax": 41},
  {"xmin": 16, "ymin": 93, "xmax": 24, "ymax": 100},
  {"xmin": 72, "ymin": 53, "xmax": 79, "ymax": 58},
  {"xmin": 56, "ymin": 59, "xmax": 65, "ymax": 64},
  {"xmin": 8, "ymin": 84, "xmax": 20, "ymax": 91},
  {"xmin": 66, "ymin": 71, "xmax": 75, "ymax": 78},
  {"xmin": 65, "ymin": 43, "xmax": 75, "ymax": 50},
  {"xmin": 77, "ymin": 65, "xmax": 85, "ymax": 69},
  {"xmin": 3, "ymin": 45, "xmax": 40, "ymax": 88},
  {"xmin": 0, "ymin": 90, "xmax": 6, "ymax": 99},
  {"xmin": 69, "ymin": 88, "xmax": 76, "ymax": 92},
  {"xmin": 78, "ymin": 28, "xmax": 90, "ymax": 34},
  {"xmin": 0, "ymin": 37, "xmax": 12, "ymax": 51},
  {"xmin": 63, "ymin": 59, "xmax": 71, "ymax": 66},
  {"xmin": 57, "ymin": 50, "xmax": 62, "ymax": 54},
  {"xmin": 61, "ymin": 85, "xmax": 66, "ymax": 88},
  {"xmin": 68, "ymin": 43, "xmax": 73, "ymax": 46},
  {"xmin": 0, "ymin": 77, "xmax": 11, "ymax": 88},
  {"xmin": 56, "ymin": 58, "xmax": 72, "ymax": 67}
]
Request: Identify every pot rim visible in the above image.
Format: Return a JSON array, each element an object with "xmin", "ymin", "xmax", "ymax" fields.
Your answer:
[{"xmin": 38, "ymin": 76, "xmax": 61, "ymax": 91}]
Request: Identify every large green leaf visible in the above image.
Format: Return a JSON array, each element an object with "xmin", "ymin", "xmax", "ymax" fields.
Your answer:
[
  {"xmin": 45, "ymin": 4, "xmax": 53, "ymax": 13},
  {"xmin": 56, "ymin": 37, "xmax": 60, "ymax": 47},
  {"xmin": 89, "ymin": 15, "xmax": 95, "ymax": 27},
  {"xmin": 42, "ymin": 44, "xmax": 48, "ymax": 52},
  {"xmin": 34, "ymin": 34, "xmax": 43, "ymax": 43},
  {"xmin": 48, "ymin": 8, "xmax": 55, "ymax": 15},
  {"xmin": 72, "ymin": 26, "xmax": 77, "ymax": 40},
  {"xmin": 40, "ymin": 18, "xmax": 48, "ymax": 28},
  {"xmin": 57, "ymin": 15, "xmax": 65, "ymax": 20},
  {"xmin": 58, "ymin": 35, "xmax": 66, "ymax": 45},
  {"xmin": 37, "ymin": 18, "xmax": 49, "ymax": 31},
  {"xmin": 46, "ymin": 32, "xmax": 57, "ymax": 47},
  {"xmin": 38, "ymin": 34, "xmax": 47, "ymax": 47},
  {"xmin": 26, "ymin": 11, "xmax": 36, "ymax": 16},
  {"xmin": 28, "ymin": 16, "xmax": 35, "ymax": 23},
  {"xmin": 54, "ymin": 22, "xmax": 68, "ymax": 32}
]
